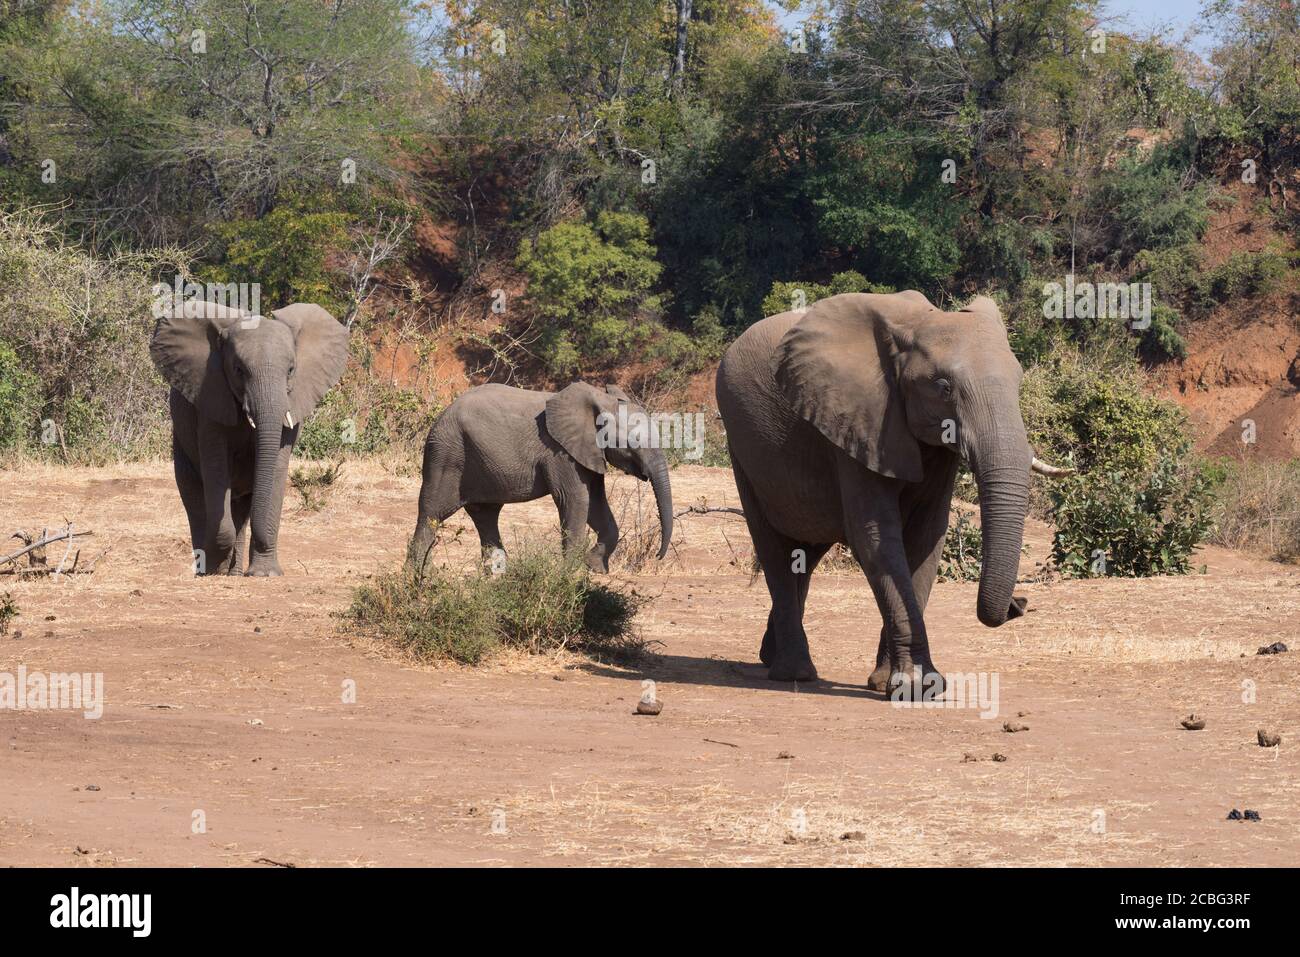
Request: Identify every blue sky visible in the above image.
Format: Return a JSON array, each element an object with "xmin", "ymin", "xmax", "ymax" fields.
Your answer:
[{"xmin": 770, "ymin": 0, "xmax": 1222, "ymax": 57}]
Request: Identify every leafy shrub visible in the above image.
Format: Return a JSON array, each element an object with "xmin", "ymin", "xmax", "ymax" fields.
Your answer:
[
  {"xmin": 1138, "ymin": 302, "xmax": 1186, "ymax": 362},
  {"xmin": 1048, "ymin": 457, "xmax": 1213, "ymax": 577},
  {"xmin": 760, "ymin": 270, "xmax": 894, "ymax": 318},
  {"xmin": 516, "ymin": 211, "xmax": 663, "ymax": 375},
  {"xmin": 344, "ymin": 546, "xmax": 646, "ymax": 664},
  {"xmin": 1099, "ymin": 153, "xmax": 1212, "ymax": 263},
  {"xmin": 1021, "ymin": 345, "xmax": 1213, "ymax": 576},
  {"xmin": 1021, "ymin": 347, "xmax": 1190, "ymax": 476},
  {"xmin": 201, "ymin": 206, "xmax": 350, "ymax": 316}
]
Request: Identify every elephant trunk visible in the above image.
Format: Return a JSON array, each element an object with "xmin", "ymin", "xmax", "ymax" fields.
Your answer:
[
  {"xmin": 247, "ymin": 379, "xmax": 293, "ymax": 574},
  {"xmin": 966, "ymin": 398, "xmax": 1032, "ymax": 628},
  {"xmin": 644, "ymin": 447, "xmax": 674, "ymax": 560}
]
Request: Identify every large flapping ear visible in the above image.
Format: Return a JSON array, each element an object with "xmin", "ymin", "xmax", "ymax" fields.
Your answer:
[
  {"xmin": 150, "ymin": 299, "xmax": 250, "ymax": 426},
  {"xmin": 545, "ymin": 382, "xmax": 609, "ymax": 474},
  {"xmin": 271, "ymin": 303, "xmax": 350, "ymax": 424},
  {"xmin": 773, "ymin": 292, "xmax": 930, "ymax": 483}
]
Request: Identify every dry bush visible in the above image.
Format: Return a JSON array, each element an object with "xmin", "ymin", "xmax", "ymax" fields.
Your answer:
[{"xmin": 1208, "ymin": 458, "xmax": 1300, "ymax": 562}]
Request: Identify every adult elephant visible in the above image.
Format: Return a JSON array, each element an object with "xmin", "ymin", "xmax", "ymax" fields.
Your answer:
[
  {"xmin": 408, "ymin": 382, "xmax": 674, "ymax": 574},
  {"xmin": 151, "ymin": 299, "xmax": 349, "ymax": 576},
  {"xmin": 716, "ymin": 291, "xmax": 1070, "ymax": 693}
]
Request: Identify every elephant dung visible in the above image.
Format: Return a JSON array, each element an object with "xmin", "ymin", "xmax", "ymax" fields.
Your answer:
[{"xmin": 1257, "ymin": 729, "xmax": 1281, "ymax": 748}]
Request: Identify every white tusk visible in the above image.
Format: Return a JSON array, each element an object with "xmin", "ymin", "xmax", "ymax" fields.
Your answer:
[
  {"xmin": 1031, "ymin": 455, "xmax": 1074, "ymax": 477},
  {"xmin": 246, "ymin": 412, "xmax": 257, "ymax": 430},
  {"xmin": 284, "ymin": 410, "xmax": 296, "ymax": 429}
]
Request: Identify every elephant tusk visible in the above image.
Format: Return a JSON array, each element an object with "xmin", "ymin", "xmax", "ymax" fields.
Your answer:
[
  {"xmin": 246, "ymin": 412, "xmax": 257, "ymax": 430},
  {"xmin": 284, "ymin": 411, "xmax": 295, "ymax": 429},
  {"xmin": 1031, "ymin": 455, "xmax": 1074, "ymax": 477}
]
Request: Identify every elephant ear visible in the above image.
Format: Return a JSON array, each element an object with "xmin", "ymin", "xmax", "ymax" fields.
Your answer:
[
  {"xmin": 545, "ymin": 382, "xmax": 608, "ymax": 474},
  {"xmin": 960, "ymin": 295, "xmax": 1002, "ymax": 321},
  {"xmin": 271, "ymin": 304, "xmax": 350, "ymax": 424},
  {"xmin": 605, "ymin": 384, "xmax": 631, "ymax": 403},
  {"xmin": 150, "ymin": 299, "xmax": 249, "ymax": 426},
  {"xmin": 773, "ymin": 292, "xmax": 928, "ymax": 483}
]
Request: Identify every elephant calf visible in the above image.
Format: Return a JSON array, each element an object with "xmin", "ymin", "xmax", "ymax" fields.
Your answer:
[
  {"xmin": 408, "ymin": 382, "xmax": 674, "ymax": 573},
  {"xmin": 151, "ymin": 299, "xmax": 349, "ymax": 576}
]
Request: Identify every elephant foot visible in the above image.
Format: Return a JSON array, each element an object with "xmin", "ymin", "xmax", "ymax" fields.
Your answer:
[
  {"xmin": 585, "ymin": 551, "xmax": 610, "ymax": 574},
  {"xmin": 759, "ymin": 625, "xmax": 774, "ymax": 667},
  {"xmin": 866, "ymin": 661, "xmax": 892, "ymax": 693},
  {"xmin": 887, "ymin": 660, "xmax": 946, "ymax": 703},
  {"xmin": 768, "ymin": 651, "xmax": 818, "ymax": 683},
  {"xmin": 245, "ymin": 557, "xmax": 283, "ymax": 577}
]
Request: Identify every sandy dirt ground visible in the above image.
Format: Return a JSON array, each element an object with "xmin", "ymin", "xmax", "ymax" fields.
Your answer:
[{"xmin": 1, "ymin": 460, "xmax": 1297, "ymax": 867}]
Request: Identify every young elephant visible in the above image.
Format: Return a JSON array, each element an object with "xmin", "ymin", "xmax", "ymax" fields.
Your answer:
[
  {"xmin": 408, "ymin": 382, "xmax": 674, "ymax": 573},
  {"xmin": 151, "ymin": 299, "xmax": 349, "ymax": 576}
]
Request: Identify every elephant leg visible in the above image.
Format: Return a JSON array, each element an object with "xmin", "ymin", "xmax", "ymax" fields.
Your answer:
[
  {"xmin": 465, "ymin": 503, "xmax": 505, "ymax": 567},
  {"xmin": 867, "ymin": 458, "xmax": 958, "ymax": 692},
  {"xmin": 760, "ymin": 542, "xmax": 831, "ymax": 666},
  {"xmin": 173, "ymin": 446, "xmax": 206, "ymax": 556},
  {"xmin": 228, "ymin": 494, "xmax": 251, "ymax": 575},
  {"xmin": 197, "ymin": 428, "xmax": 235, "ymax": 576},
  {"xmin": 731, "ymin": 459, "xmax": 817, "ymax": 681},
  {"xmin": 551, "ymin": 483, "xmax": 591, "ymax": 561},
  {"xmin": 838, "ymin": 460, "xmax": 941, "ymax": 698},
  {"xmin": 584, "ymin": 478, "xmax": 618, "ymax": 573}
]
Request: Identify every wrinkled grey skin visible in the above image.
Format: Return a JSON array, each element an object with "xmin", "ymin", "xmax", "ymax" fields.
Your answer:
[
  {"xmin": 150, "ymin": 300, "xmax": 348, "ymax": 576},
  {"xmin": 408, "ymin": 382, "xmax": 674, "ymax": 573},
  {"xmin": 717, "ymin": 291, "xmax": 1049, "ymax": 695}
]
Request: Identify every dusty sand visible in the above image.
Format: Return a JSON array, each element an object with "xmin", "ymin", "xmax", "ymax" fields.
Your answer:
[{"xmin": 1, "ymin": 460, "xmax": 1297, "ymax": 866}]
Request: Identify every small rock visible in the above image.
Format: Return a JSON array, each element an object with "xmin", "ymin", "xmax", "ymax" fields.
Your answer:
[
  {"xmin": 840, "ymin": 831, "xmax": 866, "ymax": 841},
  {"xmin": 635, "ymin": 699, "xmax": 662, "ymax": 716},
  {"xmin": 776, "ymin": 751, "xmax": 794, "ymax": 760},
  {"xmin": 253, "ymin": 626, "xmax": 262, "ymax": 634},
  {"xmin": 11, "ymin": 629, "xmax": 21, "ymax": 640},
  {"xmin": 84, "ymin": 784, "xmax": 100, "ymax": 792},
  {"xmin": 1226, "ymin": 808, "xmax": 1261, "ymax": 821},
  {"xmin": 1257, "ymin": 729, "xmax": 1281, "ymax": 748},
  {"xmin": 991, "ymin": 752, "xmax": 1008, "ymax": 762},
  {"xmin": 248, "ymin": 718, "xmax": 264, "ymax": 726},
  {"xmin": 44, "ymin": 615, "xmax": 55, "ymax": 621},
  {"xmin": 961, "ymin": 753, "xmax": 980, "ymax": 763},
  {"xmin": 130, "ymin": 589, "xmax": 143, "ymax": 597},
  {"xmin": 1002, "ymin": 721, "xmax": 1029, "ymax": 733},
  {"xmin": 1180, "ymin": 714, "xmax": 1206, "ymax": 731},
  {"xmin": 783, "ymin": 833, "xmax": 818, "ymax": 845},
  {"xmin": 1257, "ymin": 641, "xmax": 1288, "ymax": 655}
]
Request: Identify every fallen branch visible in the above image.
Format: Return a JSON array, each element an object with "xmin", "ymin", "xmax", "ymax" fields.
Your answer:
[
  {"xmin": 1, "ymin": 527, "xmax": 95, "ymax": 567},
  {"xmin": 674, "ymin": 504, "xmax": 745, "ymax": 519}
]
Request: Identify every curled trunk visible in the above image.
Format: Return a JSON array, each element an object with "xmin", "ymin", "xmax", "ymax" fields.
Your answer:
[{"xmin": 644, "ymin": 448, "xmax": 674, "ymax": 560}]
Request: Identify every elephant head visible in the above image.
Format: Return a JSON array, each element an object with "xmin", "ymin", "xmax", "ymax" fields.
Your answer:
[
  {"xmin": 545, "ymin": 382, "xmax": 674, "ymax": 560},
  {"xmin": 151, "ymin": 299, "xmax": 349, "ymax": 573},
  {"xmin": 774, "ymin": 291, "xmax": 1066, "ymax": 627}
]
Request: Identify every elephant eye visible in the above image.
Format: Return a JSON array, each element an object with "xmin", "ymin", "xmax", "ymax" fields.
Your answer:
[{"xmin": 936, "ymin": 378, "xmax": 953, "ymax": 399}]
